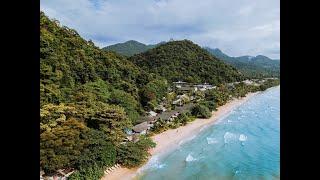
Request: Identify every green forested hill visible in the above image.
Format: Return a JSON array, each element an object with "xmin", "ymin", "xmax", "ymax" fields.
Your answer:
[
  {"xmin": 102, "ymin": 40, "xmax": 165, "ymax": 57},
  {"xmin": 204, "ymin": 47, "xmax": 280, "ymax": 78},
  {"xmin": 41, "ymin": 12, "xmax": 162, "ymax": 178},
  {"xmin": 129, "ymin": 40, "xmax": 245, "ymax": 85},
  {"xmin": 102, "ymin": 40, "xmax": 152, "ymax": 56},
  {"xmin": 103, "ymin": 40, "xmax": 279, "ymax": 78},
  {"xmin": 40, "ymin": 12, "xmax": 171, "ymax": 121}
]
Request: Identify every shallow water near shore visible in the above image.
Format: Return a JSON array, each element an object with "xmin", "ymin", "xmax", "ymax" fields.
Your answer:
[{"xmin": 136, "ymin": 86, "xmax": 280, "ymax": 180}]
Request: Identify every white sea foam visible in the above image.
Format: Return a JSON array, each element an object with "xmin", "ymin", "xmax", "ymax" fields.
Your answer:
[
  {"xmin": 227, "ymin": 120, "xmax": 233, "ymax": 123},
  {"xmin": 239, "ymin": 134, "xmax": 247, "ymax": 141},
  {"xmin": 185, "ymin": 154, "xmax": 196, "ymax": 162},
  {"xmin": 207, "ymin": 137, "xmax": 219, "ymax": 144},
  {"xmin": 178, "ymin": 140, "xmax": 184, "ymax": 145},
  {"xmin": 179, "ymin": 135, "xmax": 197, "ymax": 146},
  {"xmin": 224, "ymin": 132, "xmax": 237, "ymax": 144},
  {"xmin": 138, "ymin": 155, "xmax": 166, "ymax": 173},
  {"xmin": 137, "ymin": 156, "xmax": 157, "ymax": 173},
  {"xmin": 184, "ymin": 135, "xmax": 196, "ymax": 143},
  {"xmin": 199, "ymin": 125, "xmax": 207, "ymax": 132}
]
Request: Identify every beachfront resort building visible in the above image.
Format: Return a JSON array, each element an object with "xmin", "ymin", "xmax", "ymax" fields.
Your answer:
[
  {"xmin": 194, "ymin": 83, "xmax": 216, "ymax": 91},
  {"xmin": 242, "ymin": 79, "xmax": 259, "ymax": 86},
  {"xmin": 147, "ymin": 111, "xmax": 157, "ymax": 117},
  {"xmin": 132, "ymin": 121, "xmax": 152, "ymax": 135},
  {"xmin": 173, "ymin": 81, "xmax": 215, "ymax": 92},
  {"xmin": 173, "ymin": 81, "xmax": 188, "ymax": 88}
]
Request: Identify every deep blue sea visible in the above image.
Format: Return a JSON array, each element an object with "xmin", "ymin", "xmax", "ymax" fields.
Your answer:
[{"xmin": 137, "ymin": 86, "xmax": 280, "ymax": 180}]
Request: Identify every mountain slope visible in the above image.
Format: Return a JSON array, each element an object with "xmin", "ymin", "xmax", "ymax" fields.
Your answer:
[
  {"xmin": 41, "ymin": 12, "xmax": 164, "ymax": 177},
  {"xmin": 205, "ymin": 47, "xmax": 280, "ymax": 78},
  {"xmin": 41, "ymin": 16, "xmax": 143, "ymax": 103},
  {"xmin": 129, "ymin": 40, "xmax": 244, "ymax": 85},
  {"xmin": 102, "ymin": 40, "xmax": 165, "ymax": 57},
  {"xmin": 102, "ymin": 40, "xmax": 151, "ymax": 56},
  {"xmin": 40, "ymin": 12, "xmax": 170, "ymax": 124}
]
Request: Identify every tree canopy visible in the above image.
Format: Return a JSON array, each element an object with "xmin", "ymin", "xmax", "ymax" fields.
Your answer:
[
  {"xmin": 129, "ymin": 40, "xmax": 245, "ymax": 85},
  {"xmin": 40, "ymin": 12, "xmax": 157, "ymax": 178}
]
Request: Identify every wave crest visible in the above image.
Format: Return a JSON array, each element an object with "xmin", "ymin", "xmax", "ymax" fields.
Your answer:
[
  {"xmin": 206, "ymin": 137, "xmax": 219, "ymax": 144},
  {"xmin": 239, "ymin": 134, "xmax": 247, "ymax": 142},
  {"xmin": 224, "ymin": 132, "xmax": 237, "ymax": 144},
  {"xmin": 185, "ymin": 154, "xmax": 196, "ymax": 162}
]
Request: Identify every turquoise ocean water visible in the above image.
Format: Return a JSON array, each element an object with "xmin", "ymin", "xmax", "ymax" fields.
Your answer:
[{"xmin": 137, "ymin": 86, "xmax": 280, "ymax": 180}]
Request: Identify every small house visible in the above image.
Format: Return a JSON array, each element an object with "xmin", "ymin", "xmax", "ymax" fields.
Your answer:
[
  {"xmin": 194, "ymin": 83, "xmax": 214, "ymax": 91},
  {"xmin": 173, "ymin": 81, "xmax": 187, "ymax": 85},
  {"xmin": 243, "ymin": 80, "xmax": 253, "ymax": 85},
  {"xmin": 173, "ymin": 81, "xmax": 187, "ymax": 88},
  {"xmin": 242, "ymin": 79, "xmax": 259, "ymax": 86},
  {"xmin": 132, "ymin": 122, "xmax": 150, "ymax": 135},
  {"xmin": 147, "ymin": 111, "xmax": 157, "ymax": 117}
]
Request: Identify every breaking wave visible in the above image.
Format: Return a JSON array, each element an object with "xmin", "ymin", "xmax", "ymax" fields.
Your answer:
[
  {"xmin": 207, "ymin": 137, "xmax": 219, "ymax": 144},
  {"xmin": 185, "ymin": 154, "xmax": 196, "ymax": 162},
  {"xmin": 138, "ymin": 155, "xmax": 166, "ymax": 173},
  {"xmin": 179, "ymin": 135, "xmax": 197, "ymax": 145},
  {"xmin": 224, "ymin": 132, "xmax": 237, "ymax": 144},
  {"xmin": 199, "ymin": 125, "xmax": 207, "ymax": 132},
  {"xmin": 239, "ymin": 134, "xmax": 247, "ymax": 142}
]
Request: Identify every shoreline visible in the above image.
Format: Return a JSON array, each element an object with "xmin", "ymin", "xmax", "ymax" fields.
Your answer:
[{"xmin": 101, "ymin": 91, "xmax": 260, "ymax": 180}]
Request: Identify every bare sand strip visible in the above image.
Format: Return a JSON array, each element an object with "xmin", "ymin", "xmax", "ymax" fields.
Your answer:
[{"xmin": 102, "ymin": 92, "xmax": 259, "ymax": 180}]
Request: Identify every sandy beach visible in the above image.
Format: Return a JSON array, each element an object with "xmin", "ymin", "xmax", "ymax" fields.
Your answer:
[{"xmin": 102, "ymin": 92, "xmax": 259, "ymax": 180}]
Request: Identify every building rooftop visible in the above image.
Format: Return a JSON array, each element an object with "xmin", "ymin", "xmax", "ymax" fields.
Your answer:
[
  {"xmin": 157, "ymin": 103, "xmax": 194, "ymax": 120},
  {"xmin": 132, "ymin": 122, "xmax": 149, "ymax": 133},
  {"xmin": 173, "ymin": 81, "xmax": 187, "ymax": 84},
  {"xmin": 178, "ymin": 86, "xmax": 194, "ymax": 91}
]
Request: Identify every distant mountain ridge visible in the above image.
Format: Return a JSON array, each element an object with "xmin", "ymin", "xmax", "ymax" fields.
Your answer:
[
  {"xmin": 204, "ymin": 47, "xmax": 280, "ymax": 78},
  {"xmin": 102, "ymin": 40, "xmax": 165, "ymax": 57},
  {"xmin": 103, "ymin": 40, "xmax": 279, "ymax": 78}
]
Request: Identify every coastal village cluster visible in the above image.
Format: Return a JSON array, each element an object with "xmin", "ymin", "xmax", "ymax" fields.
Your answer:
[
  {"xmin": 126, "ymin": 78, "xmax": 275, "ymax": 141},
  {"xmin": 126, "ymin": 81, "xmax": 216, "ymax": 142}
]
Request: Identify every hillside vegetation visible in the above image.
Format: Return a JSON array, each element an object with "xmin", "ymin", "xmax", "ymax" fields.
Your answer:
[
  {"xmin": 103, "ymin": 40, "xmax": 165, "ymax": 57},
  {"xmin": 129, "ymin": 40, "xmax": 244, "ymax": 85},
  {"xmin": 41, "ymin": 12, "xmax": 160, "ymax": 178},
  {"xmin": 103, "ymin": 40, "xmax": 280, "ymax": 79}
]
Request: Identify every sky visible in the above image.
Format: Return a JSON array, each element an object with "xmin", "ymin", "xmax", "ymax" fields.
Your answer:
[{"xmin": 40, "ymin": 0, "xmax": 280, "ymax": 59}]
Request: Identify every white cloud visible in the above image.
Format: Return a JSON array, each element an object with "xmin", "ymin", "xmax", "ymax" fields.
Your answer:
[{"xmin": 41, "ymin": 0, "xmax": 280, "ymax": 59}]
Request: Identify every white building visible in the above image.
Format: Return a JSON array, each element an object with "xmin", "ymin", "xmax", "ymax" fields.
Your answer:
[{"xmin": 147, "ymin": 111, "xmax": 157, "ymax": 117}]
